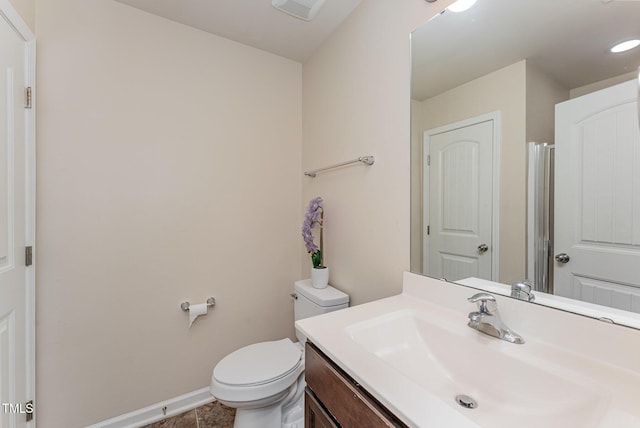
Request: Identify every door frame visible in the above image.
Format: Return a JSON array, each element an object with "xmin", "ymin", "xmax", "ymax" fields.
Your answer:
[
  {"xmin": 0, "ymin": 0, "xmax": 36, "ymax": 420},
  {"xmin": 422, "ymin": 111, "xmax": 501, "ymax": 281}
]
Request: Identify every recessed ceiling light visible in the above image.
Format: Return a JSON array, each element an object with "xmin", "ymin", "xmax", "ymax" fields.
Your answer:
[
  {"xmin": 447, "ymin": 0, "xmax": 477, "ymax": 13},
  {"xmin": 611, "ymin": 39, "xmax": 640, "ymax": 53}
]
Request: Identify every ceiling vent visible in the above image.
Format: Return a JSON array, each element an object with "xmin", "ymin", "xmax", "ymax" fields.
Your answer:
[{"xmin": 272, "ymin": 0, "xmax": 326, "ymax": 21}]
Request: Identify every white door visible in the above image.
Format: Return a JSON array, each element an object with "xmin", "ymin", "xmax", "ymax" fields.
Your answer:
[
  {"xmin": 425, "ymin": 118, "xmax": 494, "ymax": 281},
  {"xmin": 555, "ymin": 79, "xmax": 640, "ymax": 312},
  {"xmin": 0, "ymin": 6, "xmax": 34, "ymax": 426}
]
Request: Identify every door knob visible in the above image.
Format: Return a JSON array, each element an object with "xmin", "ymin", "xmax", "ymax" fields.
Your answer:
[
  {"xmin": 555, "ymin": 253, "xmax": 570, "ymax": 263},
  {"xmin": 477, "ymin": 244, "xmax": 489, "ymax": 253}
]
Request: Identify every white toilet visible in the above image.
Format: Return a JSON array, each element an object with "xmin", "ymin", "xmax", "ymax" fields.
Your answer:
[{"xmin": 210, "ymin": 279, "xmax": 349, "ymax": 428}]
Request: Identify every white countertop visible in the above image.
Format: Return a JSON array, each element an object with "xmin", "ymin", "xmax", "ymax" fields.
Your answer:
[{"xmin": 295, "ymin": 272, "xmax": 640, "ymax": 428}]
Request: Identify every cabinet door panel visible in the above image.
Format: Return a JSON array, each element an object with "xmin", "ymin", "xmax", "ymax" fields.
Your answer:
[
  {"xmin": 305, "ymin": 342, "xmax": 405, "ymax": 428},
  {"xmin": 305, "ymin": 389, "xmax": 338, "ymax": 428}
]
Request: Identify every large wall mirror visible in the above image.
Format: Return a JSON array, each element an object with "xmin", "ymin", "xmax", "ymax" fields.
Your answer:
[{"xmin": 410, "ymin": 0, "xmax": 640, "ymax": 325}]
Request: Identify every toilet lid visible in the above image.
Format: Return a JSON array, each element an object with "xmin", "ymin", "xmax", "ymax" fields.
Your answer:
[{"xmin": 214, "ymin": 338, "xmax": 302, "ymax": 387}]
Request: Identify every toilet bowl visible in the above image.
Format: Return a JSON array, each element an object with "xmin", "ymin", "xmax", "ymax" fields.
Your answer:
[
  {"xmin": 210, "ymin": 280, "xmax": 349, "ymax": 428},
  {"xmin": 212, "ymin": 339, "xmax": 305, "ymax": 427}
]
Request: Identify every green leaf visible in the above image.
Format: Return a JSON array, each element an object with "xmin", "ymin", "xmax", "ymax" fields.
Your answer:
[{"xmin": 311, "ymin": 250, "xmax": 323, "ymax": 268}]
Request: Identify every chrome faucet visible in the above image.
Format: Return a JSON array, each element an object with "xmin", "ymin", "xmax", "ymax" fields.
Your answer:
[
  {"xmin": 511, "ymin": 280, "xmax": 535, "ymax": 302},
  {"xmin": 467, "ymin": 292, "xmax": 524, "ymax": 344}
]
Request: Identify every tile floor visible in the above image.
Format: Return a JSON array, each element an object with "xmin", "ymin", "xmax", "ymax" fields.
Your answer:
[{"xmin": 141, "ymin": 401, "xmax": 235, "ymax": 428}]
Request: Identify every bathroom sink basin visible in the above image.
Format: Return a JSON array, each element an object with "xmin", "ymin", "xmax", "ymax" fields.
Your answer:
[
  {"xmin": 296, "ymin": 273, "xmax": 640, "ymax": 427},
  {"xmin": 346, "ymin": 309, "xmax": 609, "ymax": 428}
]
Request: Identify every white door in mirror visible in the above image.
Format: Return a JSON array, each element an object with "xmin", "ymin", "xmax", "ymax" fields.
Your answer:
[
  {"xmin": 425, "ymin": 118, "xmax": 493, "ymax": 281},
  {"xmin": 555, "ymin": 79, "xmax": 640, "ymax": 312}
]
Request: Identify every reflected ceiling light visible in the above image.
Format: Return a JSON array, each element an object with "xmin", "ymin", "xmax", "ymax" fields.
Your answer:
[
  {"xmin": 447, "ymin": 0, "xmax": 477, "ymax": 13},
  {"xmin": 610, "ymin": 39, "xmax": 640, "ymax": 53}
]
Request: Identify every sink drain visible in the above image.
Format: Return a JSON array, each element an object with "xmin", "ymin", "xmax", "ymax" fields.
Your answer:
[{"xmin": 455, "ymin": 394, "xmax": 478, "ymax": 409}]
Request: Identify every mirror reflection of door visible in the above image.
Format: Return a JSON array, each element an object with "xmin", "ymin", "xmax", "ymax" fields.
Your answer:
[
  {"xmin": 554, "ymin": 79, "xmax": 640, "ymax": 313},
  {"xmin": 423, "ymin": 115, "xmax": 496, "ymax": 282}
]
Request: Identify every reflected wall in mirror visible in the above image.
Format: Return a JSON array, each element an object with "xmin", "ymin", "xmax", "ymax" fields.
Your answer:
[{"xmin": 410, "ymin": 0, "xmax": 640, "ymax": 317}]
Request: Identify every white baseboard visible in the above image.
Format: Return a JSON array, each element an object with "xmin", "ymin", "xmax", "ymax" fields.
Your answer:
[{"xmin": 86, "ymin": 387, "xmax": 215, "ymax": 428}]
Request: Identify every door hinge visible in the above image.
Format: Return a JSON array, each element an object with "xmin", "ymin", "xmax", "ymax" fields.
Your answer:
[
  {"xmin": 427, "ymin": 225, "xmax": 430, "ymax": 235},
  {"xmin": 25, "ymin": 246, "xmax": 33, "ymax": 267},
  {"xmin": 25, "ymin": 400, "xmax": 34, "ymax": 422},
  {"xmin": 24, "ymin": 87, "xmax": 32, "ymax": 109},
  {"xmin": 427, "ymin": 155, "xmax": 430, "ymax": 166}
]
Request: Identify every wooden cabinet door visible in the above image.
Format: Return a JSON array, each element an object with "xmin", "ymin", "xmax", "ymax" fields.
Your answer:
[
  {"xmin": 305, "ymin": 342, "xmax": 406, "ymax": 428},
  {"xmin": 305, "ymin": 389, "xmax": 338, "ymax": 428}
]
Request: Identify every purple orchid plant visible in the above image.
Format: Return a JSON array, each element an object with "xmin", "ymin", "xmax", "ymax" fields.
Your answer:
[{"xmin": 302, "ymin": 196, "xmax": 324, "ymax": 269}]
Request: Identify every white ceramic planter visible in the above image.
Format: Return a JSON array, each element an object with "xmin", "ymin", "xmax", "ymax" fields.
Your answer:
[{"xmin": 311, "ymin": 267, "xmax": 329, "ymax": 289}]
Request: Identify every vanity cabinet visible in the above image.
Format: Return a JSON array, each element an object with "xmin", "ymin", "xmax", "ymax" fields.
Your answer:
[{"xmin": 305, "ymin": 342, "xmax": 407, "ymax": 428}]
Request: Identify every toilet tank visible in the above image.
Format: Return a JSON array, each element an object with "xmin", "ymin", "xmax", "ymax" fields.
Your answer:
[{"xmin": 293, "ymin": 279, "xmax": 349, "ymax": 342}]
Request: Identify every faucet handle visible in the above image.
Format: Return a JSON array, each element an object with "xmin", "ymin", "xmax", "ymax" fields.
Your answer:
[{"xmin": 468, "ymin": 292, "xmax": 498, "ymax": 314}]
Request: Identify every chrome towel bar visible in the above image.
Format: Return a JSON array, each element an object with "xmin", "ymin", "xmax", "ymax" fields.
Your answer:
[{"xmin": 304, "ymin": 155, "xmax": 375, "ymax": 177}]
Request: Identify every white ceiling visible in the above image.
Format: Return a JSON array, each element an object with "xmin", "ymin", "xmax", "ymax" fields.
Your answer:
[
  {"xmin": 114, "ymin": 0, "xmax": 363, "ymax": 62},
  {"xmin": 412, "ymin": 0, "xmax": 640, "ymax": 100},
  {"xmin": 113, "ymin": 0, "xmax": 640, "ymax": 97}
]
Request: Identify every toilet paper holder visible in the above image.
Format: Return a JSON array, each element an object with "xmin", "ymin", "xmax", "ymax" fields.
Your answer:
[{"xmin": 180, "ymin": 297, "xmax": 216, "ymax": 312}]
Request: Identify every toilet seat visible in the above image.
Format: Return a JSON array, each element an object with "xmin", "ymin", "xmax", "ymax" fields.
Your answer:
[
  {"xmin": 214, "ymin": 338, "xmax": 302, "ymax": 386},
  {"xmin": 211, "ymin": 338, "xmax": 304, "ymax": 403}
]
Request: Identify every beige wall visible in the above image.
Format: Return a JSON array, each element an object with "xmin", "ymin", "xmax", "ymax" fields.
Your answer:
[
  {"xmin": 525, "ymin": 63, "xmax": 569, "ymax": 144},
  {"xmin": 417, "ymin": 61, "xmax": 527, "ymax": 284},
  {"xmin": 301, "ymin": 0, "xmax": 450, "ymax": 305},
  {"xmin": 570, "ymin": 71, "xmax": 638, "ymax": 99},
  {"xmin": 36, "ymin": 0, "xmax": 301, "ymax": 426},
  {"xmin": 8, "ymin": 0, "xmax": 34, "ymax": 31}
]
